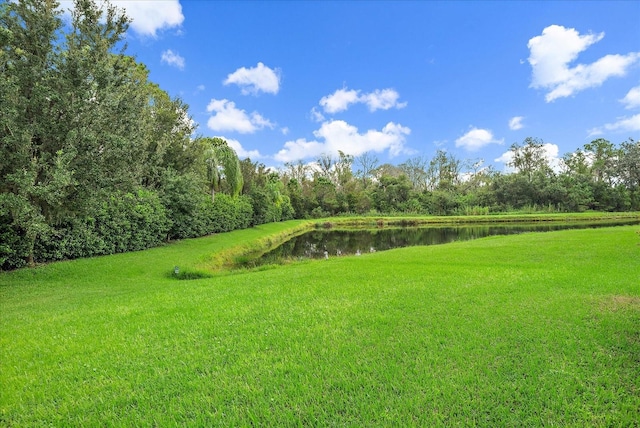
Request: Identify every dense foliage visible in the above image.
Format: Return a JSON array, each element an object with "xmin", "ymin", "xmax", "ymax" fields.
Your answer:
[
  {"xmin": 276, "ymin": 137, "xmax": 639, "ymax": 219},
  {"xmin": 1, "ymin": 0, "xmax": 638, "ymax": 270}
]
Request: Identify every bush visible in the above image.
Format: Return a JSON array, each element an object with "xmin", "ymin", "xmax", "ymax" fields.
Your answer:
[
  {"xmin": 206, "ymin": 194, "xmax": 253, "ymax": 233},
  {"xmin": 0, "ymin": 216, "xmax": 29, "ymax": 270},
  {"xmin": 33, "ymin": 190, "xmax": 170, "ymax": 263},
  {"xmin": 160, "ymin": 172, "xmax": 211, "ymax": 239}
]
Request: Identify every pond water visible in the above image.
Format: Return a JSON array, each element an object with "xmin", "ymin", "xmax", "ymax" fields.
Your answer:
[{"xmin": 244, "ymin": 219, "xmax": 639, "ymax": 268}]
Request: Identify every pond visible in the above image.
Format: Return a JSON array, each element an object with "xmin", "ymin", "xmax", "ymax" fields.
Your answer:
[{"xmin": 243, "ymin": 219, "xmax": 639, "ymax": 268}]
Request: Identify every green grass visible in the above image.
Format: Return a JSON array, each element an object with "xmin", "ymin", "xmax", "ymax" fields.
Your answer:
[{"xmin": 1, "ymin": 216, "xmax": 639, "ymax": 426}]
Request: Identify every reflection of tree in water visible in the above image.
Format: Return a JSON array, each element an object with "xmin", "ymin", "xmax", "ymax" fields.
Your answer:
[{"xmin": 248, "ymin": 221, "xmax": 638, "ymax": 268}]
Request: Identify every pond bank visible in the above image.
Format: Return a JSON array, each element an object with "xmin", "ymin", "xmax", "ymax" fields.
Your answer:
[{"xmin": 194, "ymin": 212, "xmax": 639, "ymax": 275}]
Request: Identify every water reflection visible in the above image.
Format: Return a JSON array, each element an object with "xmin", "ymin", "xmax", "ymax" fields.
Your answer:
[{"xmin": 245, "ymin": 220, "xmax": 639, "ymax": 268}]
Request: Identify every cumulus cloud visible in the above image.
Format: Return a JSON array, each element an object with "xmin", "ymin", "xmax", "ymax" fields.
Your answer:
[
  {"xmin": 361, "ymin": 89, "xmax": 408, "ymax": 112},
  {"xmin": 274, "ymin": 120, "xmax": 411, "ymax": 162},
  {"xmin": 206, "ymin": 99, "xmax": 274, "ymax": 134},
  {"xmin": 161, "ymin": 50, "xmax": 185, "ymax": 70},
  {"xmin": 494, "ymin": 143, "xmax": 562, "ymax": 173},
  {"xmin": 509, "ymin": 116, "xmax": 524, "ymax": 130},
  {"xmin": 224, "ymin": 62, "xmax": 281, "ymax": 95},
  {"xmin": 455, "ymin": 128, "xmax": 503, "ymax": 151},
  {"xmin": 318, "ymin": 87, "xmax": 407, "ymax": 114},
  {"xmin": 60, "ymin": 0, "xmax": 184, "ymax": 37},
  {"xmin": 215, "ymin": 136, "xmax": 262, "ymax": 159},
  {"xmin": 493, "ymin": 151, "xmax": 516, "ymax": 172},
  {"xmin": 620, "ymin": 86, "xmax": 640, "ymax": 109},
  {"xmin": 528, "ymin": 25, "xmax": 640, "ymax": 102},
  {"xmin": 588, "ymin": 113, "xmax": 640, "ymax": 137},
  {"xmin": 319, "ymin": 88, "xmax": 361, "ymax": 114}
]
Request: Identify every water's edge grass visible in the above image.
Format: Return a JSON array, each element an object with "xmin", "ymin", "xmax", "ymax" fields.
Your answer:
[{"xmin": 196, "ymin": 212, "xmax": 640, "ymax": 274}]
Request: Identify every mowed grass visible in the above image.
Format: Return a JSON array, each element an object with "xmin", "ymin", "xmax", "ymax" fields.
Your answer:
[{"xmin": 1, "ymin": 221, "xmax": 639, "ymax": 426}]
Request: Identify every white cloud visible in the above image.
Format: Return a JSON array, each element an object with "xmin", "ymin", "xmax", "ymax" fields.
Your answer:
[
  {"xmin": 281, "ymin": 127, "xmax": 290, "ymax": 135},
  {"xmin": 493, "ymin": 151, "xmax": 516, "ymax": 173},
  {"xmin": 494, "ymin": 143, "xmax": 562, "ymax": 173},
  {"xmin": 318, "ymin": 87, "xmax": 407, "ymax": 114},
  {"xmin": 588, "ymin": 113, "xmax": 640, "ymax": 137},
  {"xmin": 275, "ymin": 139, "xmax": 326, "ymax": 163},
  {"xmin": 509, "ymin": 116, "xmax": 524, "ymax": 130},
  {"xmin": 310, "ymin": 107, "xmax": 326, "ymax": 122},
  {"xmin": 319, "ymin": 88, "xmax": 361, "ymax": 114},
  {"xmin": 455, "ymin": 128, "xmax": 503, "ymax": 151},
  {"xmin": 60, "ymin": 1, "xmax": 184, "ymax": 37},
  {"xmin": 361, "ymin": 89, "xmax": 408, "ymax": 112},
  {"xmin": 206, "ymin": 99, "xmax": 274, "ymax": 134},
  {"xmin": 216, "ymin": 136, "xmax": 262, "ymax": 159},
  {"xmin": 528, "ymin": 25, "xmax": 640, "ymax": 102},
  {"xmin": 224, "ymin": 62, "xmax": 280, "ymax": 95},
  {"xmin": 161, "ymin": 50, "xmax": 185, "ymax": 70},
  {"xmin": 620, "ymin": 86, "xmax": 640, "ymax": 109},
  {"xmin": 274, "ymin": 120, "xmax": 411, "ymax": 162}
]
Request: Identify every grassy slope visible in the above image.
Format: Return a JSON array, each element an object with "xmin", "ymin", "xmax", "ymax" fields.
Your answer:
[{"xmin": 1, "ymin": 219, "xmax": 639, "ymax": 426}]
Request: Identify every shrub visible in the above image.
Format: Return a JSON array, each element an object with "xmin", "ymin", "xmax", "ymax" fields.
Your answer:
[
  {"xmin": 33, "ymin": 190, "xmax": 170, "ymax": 264},
  {"xmin": 0, "ymin": 217, "xmax": 29, "ymax": 270},
  {"xmin": 202, "ymin": 194, "xmax": 253, "ymax": 233}
]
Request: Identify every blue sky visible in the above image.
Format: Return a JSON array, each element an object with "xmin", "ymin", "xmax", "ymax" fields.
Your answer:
[{"xmin": 64, "ymin": 1, "xmax": 640, "ymax": 171}]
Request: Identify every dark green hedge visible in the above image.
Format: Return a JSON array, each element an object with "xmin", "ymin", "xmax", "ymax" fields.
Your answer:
[
  {"xmin": 33, "ymin": 190, "xmax": 170, "ymax": 263},
  {"xmin": 2, "ymin": 185, "xmax": 267, "ymax": 270}
]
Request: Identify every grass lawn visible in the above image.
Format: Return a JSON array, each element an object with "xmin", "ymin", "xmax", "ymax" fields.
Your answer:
[{"xmin": 1, "ymin": 218, "xmax": 639, "ymax": 426}]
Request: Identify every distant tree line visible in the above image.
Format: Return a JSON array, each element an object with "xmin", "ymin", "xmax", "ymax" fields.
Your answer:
[
  {"xmin": 1, "ymin": 0, "xmax": 638, "ymax": 270},
  {"xmin": 273, "ymin": 137, "xmax": 638, "ymax": 219}
]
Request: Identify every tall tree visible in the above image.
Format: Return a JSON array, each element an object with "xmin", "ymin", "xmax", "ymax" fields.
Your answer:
[
  {"xmin": 335, "ymin": 150, "xmax": 354, "ymax": 189},
  {"xmin": 141, "ymin": 82, "xmax": 199, "ymax": 188},
  {"xmin": 400, "ymin": 156, "xmax": 429, "ymax": 190},
  {"xmin": 283, "ymin": 160, "xmax": 309, "ymax": 185},
  {"xmin": 316, "ymin": 153, "xmax": 336, "ymax": 184},
  {"xmin": 1, "ymin": 0, "xmax": 70, "ymax": 264},
  {"xmin": 618, "ymin": 138, "xmax": 639, "ymax": 190},
  {"xmin": 1, "ymin": 0, "xmax": 197, "ymax": 266},
  {"xmin": 427, "ymin": 150, "xmax": 461, "ymax": 191},
  {"xmin": 583, "ymin": 138, "xmax": 618, "ymax": 186},
  {"xmin": 355, "ymin": 151, "xmax": 379, "ymax": 188},
  {"xmin": 203, "ymin": 137, "xmax": 243, "ymax": 202},
  {"xmin": 508, "ymin": 137, "xmax": 552, "ymax": 183}
]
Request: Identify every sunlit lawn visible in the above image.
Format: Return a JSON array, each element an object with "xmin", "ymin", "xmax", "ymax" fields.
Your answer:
[{"xmin": 1, "ymin": 220, "xmax": 639, "ymax": 426}]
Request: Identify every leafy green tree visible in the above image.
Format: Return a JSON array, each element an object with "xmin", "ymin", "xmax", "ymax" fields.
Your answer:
[
  {"xmin": 240, "ymin": 157, "xmax": 269, "ymax": 196},
  {"xmin": 584, "ymin": 138, "xmax": 618, "ymax": 186},
  {"xmin": 141, "ymin": 82, "xmax": 199, "ymax": 188},
  {"xmin": 1, "ymin": 0, "xmax": 77, "ymax": 264},
  {"xmin": 1, "ymin": 0, "xmax": 199, "ymax": 267},
  {"xmin": 559, "ymin": 149, "xmax": 594, "ymax": 211},
  {"xmin": 335, "ymin": 150, "xmax": 354, "ymax": 189},
  {"xmin": 203, "ymin": 137, "xmax": 243, "ymax": 201},
  {"xmin": 311, "ymin": 176, "xmax": 339, "ymax": 216},
  {"xmin": 426, "ymin": 150, "xmax": 461, "ymax": 191},
  {"xmin": 372, "ymin": 163, "xmax": 404, "ymax": 180},
  {"xmin": 372, "ymin": 175, "xmax": 413, "ymax": 213},
  {"xmin": 618, "ymin": 138, "xmax": 639, "ymax": 209},
  {"xmin": 507, "ymin": 137, "xmax": 552, "ymax": 183},
  {"xmin": 286, "ymin": 178, "xmax": 305, "ymax": 219}
]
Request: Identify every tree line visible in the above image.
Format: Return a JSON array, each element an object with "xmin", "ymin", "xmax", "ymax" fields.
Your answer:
[
  {"xmin": 1, "ymin": 0, "xmax": 638, "ymax": 270},
  {"xmin": 268, "ymin": 136, "xmax": 638, "ymax": 220}
]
